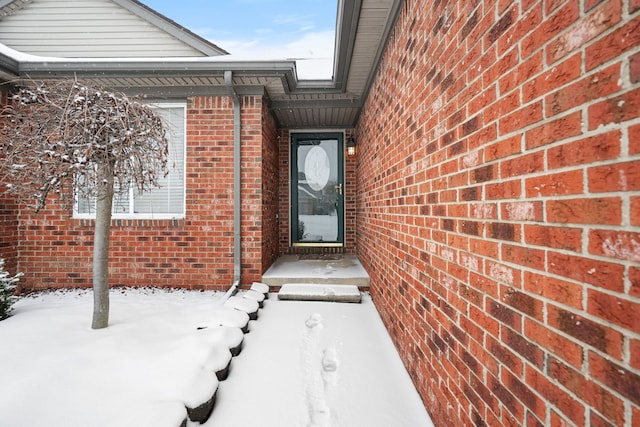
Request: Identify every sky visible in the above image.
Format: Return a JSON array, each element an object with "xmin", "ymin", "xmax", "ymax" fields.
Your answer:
[{"xmin": 141, "ymin": 0, "xmax": 338, "ymax": 80}]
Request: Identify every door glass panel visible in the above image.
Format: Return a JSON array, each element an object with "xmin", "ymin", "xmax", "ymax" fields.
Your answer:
[{"xmin": 293, "ymin": 135, "xmax": 343, "ymax": 244}]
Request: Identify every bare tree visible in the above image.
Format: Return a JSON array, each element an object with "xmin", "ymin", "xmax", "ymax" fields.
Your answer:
[{"xmin": 0, "ymin": 79, "xmax": 168, "ymax": 329}]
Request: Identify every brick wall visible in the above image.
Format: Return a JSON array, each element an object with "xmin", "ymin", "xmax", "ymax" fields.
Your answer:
[
  {"xmin": 345, "ymin": 129, "xmax": 358, "ymax": 251},
  {"xmin": 278, "ymin": 129, "xmax": 291, "ymax": 253},
  {"xmin": 237, "ymin": 95, "xmax": 268, "ymax": 283},
  {"xmin": 0, "ymin": 193, "xmax": 18, "ymax": 278},
  {"xmin": 356, "ymin": 1, "xmax": 640, "ymax": 426},
  {"xmin": 0, "ymin": 88, "xmax": 19, "ymax": 277},
  {"xmin": 8, "ymin": 94, "xmax": 272, "ymax": 290},
  {"xmin": 261, "ymin": 98, "xmax": 280, "ymax": 274}
]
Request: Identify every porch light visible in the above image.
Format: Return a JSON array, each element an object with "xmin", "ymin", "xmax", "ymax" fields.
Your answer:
[{"xmin": 347, "ymin": 136, "xmax": 357, "ymax": 157}]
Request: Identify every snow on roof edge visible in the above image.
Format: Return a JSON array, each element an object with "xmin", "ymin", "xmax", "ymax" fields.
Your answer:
[
  {"xmin": 0, "ymin": 42, "xmax": 298, "ymax": 65},
  {"xmin": 0, "ymin": 43, "xmax": 337, "ymax": 84}
]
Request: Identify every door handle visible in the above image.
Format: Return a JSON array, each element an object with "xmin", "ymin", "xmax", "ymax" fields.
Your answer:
[{"xmin": 335, "ymin": 183, "xmax": 343, "ymax": 195}]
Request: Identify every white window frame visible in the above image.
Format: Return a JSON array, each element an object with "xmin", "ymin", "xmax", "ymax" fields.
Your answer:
[{"xmin": 74, "ymin": 102, "xmax": 187, "ymax": 220}]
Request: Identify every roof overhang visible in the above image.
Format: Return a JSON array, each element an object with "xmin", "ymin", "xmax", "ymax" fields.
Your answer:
[{"xmin": 0, "ymin": 0, "xmax": 405, "ymax": 128}]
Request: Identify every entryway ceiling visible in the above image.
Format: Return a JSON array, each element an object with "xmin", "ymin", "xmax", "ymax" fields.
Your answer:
[{"xmin": 0, "ymin": 0, "xmax": 404, "ymax": 129}]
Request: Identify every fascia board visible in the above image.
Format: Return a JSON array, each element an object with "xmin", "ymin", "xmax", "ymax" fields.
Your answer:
[
  {"xmin": 112, "ymin": 85, "xmax": 267, "ymax": 99},
  {"xmin": 0, "ymin": 50, "xmax": 18, "ymax": 76},
  {"xmin": 353, "ymin": 0, "xmax": 405, "ymax": 124},
  {"xmin": 14, "ymin": 58, "xmax": 331, "ymax": 95},
  {"xmin": 271, "ymin": 98, "xmax": 362, "ymax": 109},
  {"xmin": 17, "ymin": 59, "xmax": 297, "ymax": 75},
  {"xmin": 112, "ymin": 0, "xmax": 229, "ymax": 56},
  {"xmin": 332, "ymin": 0, "xmax": 362, "ymax": 92}
]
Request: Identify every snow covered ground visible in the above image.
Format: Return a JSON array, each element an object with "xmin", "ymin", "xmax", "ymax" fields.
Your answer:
[{"xmin": 0, "ymin": 288, "xmax": 434, "ymax": 427}]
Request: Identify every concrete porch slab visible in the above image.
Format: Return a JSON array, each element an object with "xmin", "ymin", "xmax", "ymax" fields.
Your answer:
[{"xmin": 261, "ymin": 254, "xmax": 370, "ymax": 288}]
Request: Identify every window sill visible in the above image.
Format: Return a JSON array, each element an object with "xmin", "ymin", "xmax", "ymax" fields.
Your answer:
[{"xmin": 74, "ymin": 217, "xmax": 186, "ymax": 228}]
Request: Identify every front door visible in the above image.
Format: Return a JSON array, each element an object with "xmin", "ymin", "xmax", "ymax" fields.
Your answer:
[{"xmin": 291, "ymin": 133, "xmax": 344, "ymax": 246}]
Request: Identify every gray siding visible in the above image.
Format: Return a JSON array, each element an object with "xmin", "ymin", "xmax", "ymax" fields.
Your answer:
[{"xmin": 0, "ymin": 0, "xmax": 211, "ymax": 57}]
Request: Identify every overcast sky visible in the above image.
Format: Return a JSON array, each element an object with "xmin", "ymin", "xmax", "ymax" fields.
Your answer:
[{"xmin": 141, "ymin": 0, "xmax": 338, "ymax": 80}]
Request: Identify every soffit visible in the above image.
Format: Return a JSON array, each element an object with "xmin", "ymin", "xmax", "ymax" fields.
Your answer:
[{"xmin": 345, "ymin": 0, "xmax": 400, "ymax": 96}]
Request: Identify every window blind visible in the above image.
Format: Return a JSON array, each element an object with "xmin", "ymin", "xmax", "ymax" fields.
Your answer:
[{"xmin": 76, "ymin": 103, "xmax": 186, "ymax": 219}]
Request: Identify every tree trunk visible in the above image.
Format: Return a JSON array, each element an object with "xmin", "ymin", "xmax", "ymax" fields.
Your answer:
[{"xmin": 91, "ymin": 162, "xmax": 114, "ymax": 330}]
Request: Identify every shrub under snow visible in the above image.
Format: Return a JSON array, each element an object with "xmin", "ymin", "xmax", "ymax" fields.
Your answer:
[{"xmin": 0, "ymin": 259, "xmax": 21, "ymax": 320}]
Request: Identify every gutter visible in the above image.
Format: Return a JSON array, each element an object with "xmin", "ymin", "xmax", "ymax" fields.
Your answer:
[
  {"xmin": 224, "ymin": 70, "xmax": 242, "ymax": 288},
  {"xmin": 0, "ymin": 50, "xmax": 19, "ymax": 79}
]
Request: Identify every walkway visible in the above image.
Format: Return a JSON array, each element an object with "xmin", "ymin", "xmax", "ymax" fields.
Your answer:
[{"xmin": 205, "ymin": 293, "xmax": 434, "ymax": 427}]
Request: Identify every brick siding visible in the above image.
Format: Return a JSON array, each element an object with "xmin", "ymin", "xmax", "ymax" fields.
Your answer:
[
  {"xmin": 0, "ymin": 88, "xmax": 18, "ymax": 276},
  {"xmin": 278, "ymin": 129, "xmax": 291, "ymax": 253},
  {"xmin": 261, "ymin": 98, "xmax": 280, "ymax": 273},
  {"xmin": 356, "ymin": 1, "xmax": 640, "ymax": 426},
  {"xmin": 1, "ymin": 95, "xmax": 274, "ymax": 290}
]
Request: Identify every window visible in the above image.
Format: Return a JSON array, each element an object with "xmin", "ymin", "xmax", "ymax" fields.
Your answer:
[{"xmin": 75, "ymin": 103, "xmax": 186, "ymax": 219}]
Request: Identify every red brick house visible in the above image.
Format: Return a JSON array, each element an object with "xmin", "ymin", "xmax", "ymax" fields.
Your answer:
[{"xmin": 1, "ymin": 0, "xmax": 639, "ymax": 425}]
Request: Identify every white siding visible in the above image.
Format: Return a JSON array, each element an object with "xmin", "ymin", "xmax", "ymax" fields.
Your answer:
[{"xmin": 0, "ymin": 0, "xmax": 209, "ymax": 57}]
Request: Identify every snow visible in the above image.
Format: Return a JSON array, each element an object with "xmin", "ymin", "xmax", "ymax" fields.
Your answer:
[
  {"xmin": 224, "ymin": 294, "xmax": 259, "ymax": 314},
  {"xmin": 243, "ymin": 288, "xmax": 266, "ymax": 303},
  {"xmin": 0, "ymin": 41, "xmax": 288, "ymax": 64},
  {"xmin": 278, "ymin": 283, "xmax": 362, "ymax": 303},
  {"xmin": 208, "ymin": 293, "xmax": 433, "ymax": 427},
  {"xmin": 262, "ymin": 254, "xmax": 370, "ymax": 282},
  {"xmin": 250, "ymin": 282, "xmax": 269, "ymax": 294},
  {"xmin": 0, "ymin": 288, "xmax": 433, "ymax": 427},
  {"xmin": 0, "ymin": 42, "xmax": 327, "ymax": 80}
]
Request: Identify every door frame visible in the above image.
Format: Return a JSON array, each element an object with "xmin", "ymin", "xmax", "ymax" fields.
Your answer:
[{"xmin": 290, "ymin": 132, "xmax": 345, "ymax": 247}]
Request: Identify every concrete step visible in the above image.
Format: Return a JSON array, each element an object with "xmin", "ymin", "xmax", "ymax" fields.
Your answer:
[{"xmin": 277, "ymin": 283, "xmax": 362, "ymax": 303}]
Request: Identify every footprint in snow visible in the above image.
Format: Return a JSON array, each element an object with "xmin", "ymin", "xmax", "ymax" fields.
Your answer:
[
  {"xmin": 302, "ymin": 313, "xmax": 338, "ymax": 427},
  {"xmin": 321, "ymin": 346, "xmax": 339, "ymax": 387},
  {"xmin": 322, "ymin": 347, "xmax": 338, "ymax": 373},
  {"xmin": 305, "ymin": 313, "xmax": 324, "ymax": 329}
]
